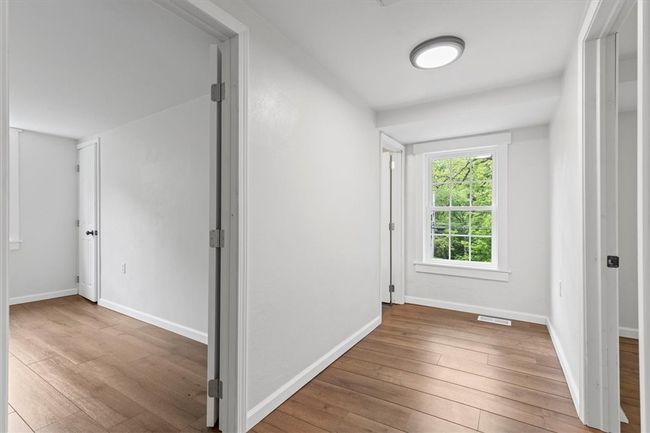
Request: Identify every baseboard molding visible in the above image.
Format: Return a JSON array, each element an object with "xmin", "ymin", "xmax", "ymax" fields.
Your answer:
[
  {"xmin": 620, "ymin": 326, "xmax": 639, "ymax": 339},
  {"xmin": 9, "ymin": 288, "xmax": 78, "ymax": 305},
  {"xmin": 404, "ymin": 296, "xmax": 547, "ymax": 325},
  {"xmin": 547, "ymin": 320, "xmax": 581, "ymax": 416},
  {"xmin": 98, "ymin": 298, "xmax": 207, "ymax": 344},
  {"xmin": 245, "ymin": 315, "xmax": 382, "ymax": 430}
]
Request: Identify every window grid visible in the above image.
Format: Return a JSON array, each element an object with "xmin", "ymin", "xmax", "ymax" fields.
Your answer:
[{"xmin": 427, "ymin": 153, "xmax": 496, "ymax": 265}]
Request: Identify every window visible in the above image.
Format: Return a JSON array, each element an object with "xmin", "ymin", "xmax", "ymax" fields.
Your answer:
[
  {"xmin": 416, "ymin": 133, "xmax": 509, "ymax": 279},
  {"xmin": 428, "ymin": 153, "xmax": 495, "ymax": 264}
]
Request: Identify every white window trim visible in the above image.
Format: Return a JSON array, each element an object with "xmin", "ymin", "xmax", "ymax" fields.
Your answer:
[
  {"xmin": 9, "ymin": 128, "xmax": 20, "ymax": 250},
  {"xmin": 415, "ymin": 132, "xmax": 510, "ymax": 280}
]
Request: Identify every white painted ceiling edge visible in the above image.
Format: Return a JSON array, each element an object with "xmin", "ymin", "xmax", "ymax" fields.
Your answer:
[{"xmin": 377, "ymin": 75, "xmax": 562, "ymax": 144}]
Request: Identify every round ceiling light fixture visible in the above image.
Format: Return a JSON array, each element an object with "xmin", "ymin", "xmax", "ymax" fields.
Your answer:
[{"xmin": 410, "ymin": 36, "xmax": 465, "ymax": 69}]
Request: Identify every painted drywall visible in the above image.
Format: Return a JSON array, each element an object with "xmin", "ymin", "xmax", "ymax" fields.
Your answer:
[
  {"xmin": 548, "ymin": 48, "xmax": 582, "ymax": 402},
  {"xmin": 619, "ymin": 111, "xmax": 638, "ymax": 333},
  {"xmin": 404, "ymin": 125, "xmax": 550, "ymax": 320},
  {"xmin": 378, "ymin": 76, "xmax": 561, "ymax": 144},
  {"xmin": 9, "ymin": 129, "xmax": 78, "ymax": 303},
  {"xmin": 9, "ymin": 0, "xmax": 218, "ymax": 139},
  {"xmin": 207, "ymin": 0, "xmax": 380, "ymax": 425},
  {"xmin": 92, "ymin": 96, "xmax": 211, "ymax": 341}
]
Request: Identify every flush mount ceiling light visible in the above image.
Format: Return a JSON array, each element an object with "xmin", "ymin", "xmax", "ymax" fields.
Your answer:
[{"xmin": 410, "ymin": 36, "xmax": 465, "ymax": 70}]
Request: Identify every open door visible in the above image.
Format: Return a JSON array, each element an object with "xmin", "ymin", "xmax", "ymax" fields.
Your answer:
[
  {"xmin": 77, "ymin": 140, "xmax": 99, "ymax": 302},
  {"xmin": 206, "ymin": 42, "xmax": 223, "ymax": 428},
  {"xmin": 380, "ymin": 152, "xmax": 393, "ymax": 304}
]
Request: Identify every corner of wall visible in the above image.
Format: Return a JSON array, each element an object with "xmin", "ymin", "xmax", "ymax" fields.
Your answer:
[
  {"xmin": 546, "ymin": 317, "xmax": 581, "ymax": 419},
  {"xmin": 245, "ymin": 314, "xmax": 381, "ymax": 431}
]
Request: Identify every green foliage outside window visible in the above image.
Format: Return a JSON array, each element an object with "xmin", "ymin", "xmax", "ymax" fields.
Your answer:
[{"xmin": 431, "ymin": 155, "xmax": 494, "ymax": 263}]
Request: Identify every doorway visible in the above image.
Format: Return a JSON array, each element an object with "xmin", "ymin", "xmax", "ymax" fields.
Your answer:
[
  {"xmin": 582, "ymin": 1, "xmax": 646, "ymax": 431},
  {"xmin": 0, "ymin": 1, "xmax": 247, "ymax": 431},
  {"xmin": 380, "ymin": 133, "xmax": 405, "ymax": 305}
]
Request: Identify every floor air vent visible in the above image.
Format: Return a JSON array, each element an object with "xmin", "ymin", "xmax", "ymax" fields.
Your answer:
[{"xmin": 477, "ymin": 315, "xmax": 512, "ymax": 326}]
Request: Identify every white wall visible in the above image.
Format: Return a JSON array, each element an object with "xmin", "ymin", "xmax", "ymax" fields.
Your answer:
[
  {"xmin": 548, "ymin": 48, "xmax": 583, "ymax": 403},
  {"xmin": 9, "ymin": 129, "xmax": 78, "ymax": 303},
  {"xmin": 404, "ymin": 126, "xmax": 550, "ymax": 321},
  {"xmin": 619, "ymin": 111, "xmax": 638, "ymax": 334},
  {"xmin": 92, "ymin": 96, "xmax": 211, "ymax": 341},
  {"xmin": 207, "ymin": 0, "xmax": 380, "ymax": 427}
]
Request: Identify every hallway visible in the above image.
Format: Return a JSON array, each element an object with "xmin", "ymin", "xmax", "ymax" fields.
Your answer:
[{"xmin": 251, "ymin": 304, "xmax": 595, "ymax": 433}]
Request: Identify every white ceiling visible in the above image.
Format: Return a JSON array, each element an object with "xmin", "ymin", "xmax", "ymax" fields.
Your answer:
[
  {"xmin": 9, "ymin": 0, "xmax": 218, "ymax": 139},
  {"xmin": 243, "ymin": 0, "xmax": 588, "ymax": 112}
]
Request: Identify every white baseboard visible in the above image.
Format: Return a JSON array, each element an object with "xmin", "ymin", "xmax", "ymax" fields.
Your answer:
[
  {"xmin": 9, "ymin": 288, "xmax": 78, "ymax": 305},
  {"xmin": 620, "ymin": 326, "xmax": 639, "ymax": 339},
  {"xmin": 245, "ymin": 315, "xmax": 382, "ymax": 430},
  {"xmin": 547, "ymin": 320, "xmax": 581, "ymax": 417},
  {"xmin": 98, "ymin": 298, "xmax": 207, "ymax": 344},
  {"xmin": 404, "ymin": 296, "xmax": 547, "ymax": 325}
]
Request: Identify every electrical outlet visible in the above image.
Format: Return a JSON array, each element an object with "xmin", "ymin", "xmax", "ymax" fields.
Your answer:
[{"xmin": 121, "ymin": 263, "xmax": 127, "ymax": 274}]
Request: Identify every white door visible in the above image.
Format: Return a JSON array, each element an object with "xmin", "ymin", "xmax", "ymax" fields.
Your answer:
[
  {"xmin": 380, "ymin": 152, "xmax": 393, "ymax": 303},
  {"xmin": 78, "ymin": 141, "xmax": 98, "ymax": 302},
  {"xmin": 207, "ymin": 42, "xmax": 223, "ymax": 427}
]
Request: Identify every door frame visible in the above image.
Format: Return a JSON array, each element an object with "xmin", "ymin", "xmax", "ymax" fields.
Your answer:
[
  {"xmin": 379, "ymin": 133, "xmax": 405, "ymax": 306},
  {"xmin": 0, "ymin": 1, "xmax": 250, "ymax": 432},
  {"xmin": 76, "ymin": 139, "xmax": 101, "ymax": 303},
  {"xmin": 581, "ymin": 0, "xmax": 644, "ymax": 430}
]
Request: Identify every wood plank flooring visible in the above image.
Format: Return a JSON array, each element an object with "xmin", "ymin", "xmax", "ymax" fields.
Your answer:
[
  {"xmin": 620, "ymin": 337, "xmax": 640, "ymax": 433},
  {"xmin": 250, "ymin": 304, "xmax": 598, "ymax": 433},
  {"xmin": 9, "ymin": 295, "xmax": 216, "ymax": 433}
]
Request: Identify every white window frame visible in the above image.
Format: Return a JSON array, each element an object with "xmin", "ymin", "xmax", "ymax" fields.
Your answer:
[{"xmin": 414, "ymin": 132, "xmax": 509, "ymax": 281}]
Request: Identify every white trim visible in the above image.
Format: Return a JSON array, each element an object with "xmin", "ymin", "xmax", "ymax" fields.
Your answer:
[
  {"xmin": 8, "ymin": 240, "xmax": 21, "ymax": 251},
  {"xmin": 9, "ymin": 288, "xmax": 78, "ymax": 306},
  {"xmin": 420, "ymin": 138, "xmax": 509, "ymax": 270},
  {"xmin": 548, "ymin": 320, "xmax": 581, "ymax": 416},
  {"xmin": 638, "ymin": 3, "xmax": 650, "ymax": 431},
  {"xmin": 411, "ymin": 131, "xmax": 511, "ymax": 154},
  {"xmin": 620, "ymin": 327, "xmax": 639, "ymax": 339},
  {"xmin": 245, "ymin": 316, "xmax": 381, "ymax": 430},
  {"xmin": 413, "ymin": 262, "xmax": 510, "ymax": 282},
  {"xmin": 404, "ymin": 296, "xmax": 546, "ymax": 324},
  {"xmin": 0, "ymin": 2, "xmax": 9, "ymax": 431},
  {"xmin": 98, "ymin": 298, "xmax": 208, "ymax": 344}
]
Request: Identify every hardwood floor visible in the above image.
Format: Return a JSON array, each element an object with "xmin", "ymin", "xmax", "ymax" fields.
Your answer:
[
  {"xmin": 620, "ymin": 337, "xmax": 640, "ymax": 433},
  {"xmin": 250, "ymin": 304, "xmax": 598, "ymax": 433},
  {"xmin": 10, "ymin": 297, "xmax": 602, "ymax": 433},
  {"xmin": 9, "ymin": 295, "xmax": 216, "ymax": 433}
]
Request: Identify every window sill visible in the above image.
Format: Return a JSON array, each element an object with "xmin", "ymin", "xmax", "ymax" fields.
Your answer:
[{"xmin": 413, "ymin": 262, "xmax": 510, "ymax": 282}]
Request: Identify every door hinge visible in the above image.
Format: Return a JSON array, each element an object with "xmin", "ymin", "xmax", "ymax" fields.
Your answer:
[
  {"xmin": 389, "ymin": 284, "xmax": 395, "ymax": 293},
  {"xmin": 76, "ymin": 164, "xmax": 80, "ymax": 172},
  {"xmin": 76, "ymin": 219, "xmax": 80, "ymax": 227},
  {"xmin": 76, "ymin": 275, "xmax": 79, "ymax": 283},
  {"xmin": 211, "ymin": 82, "xmax": 226, "ymax": 103},
  {"xmin": 389, "ymin": 222, "xmax": 396, "ymax": 231},
  {"xmin": 607, "ymin": 255, "xmax": 620, "ymax": 268},
  {"xmin": 209, "ymin": 229, "xmax": 225, "ymax": 248},
  {"xmin": 208, "ymin": 379, "xmax": 223, "ymax": 399}
]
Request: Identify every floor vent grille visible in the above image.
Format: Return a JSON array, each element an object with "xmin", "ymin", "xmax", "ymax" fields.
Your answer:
[{"xmin": 477, "ymin": 315, "xmax": 512, "ymax": 326}]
